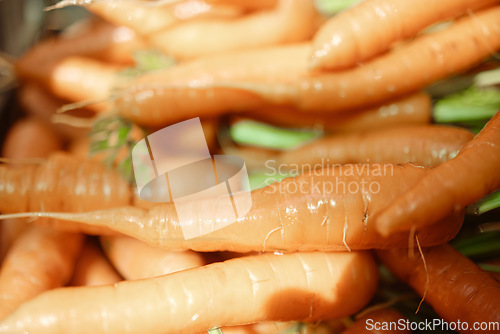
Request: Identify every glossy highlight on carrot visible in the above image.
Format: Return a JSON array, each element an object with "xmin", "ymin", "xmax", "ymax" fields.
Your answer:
[
  {"xmin": 310, "ymin": 0, "xmax": 498, "ymax": 70},
  {"xmin": 232, "ymin": 6, "xmax": 500, "ymax": 113},
  {"xmin": 0, "ymin": 251, "xmax": 378, "ymax": 334},
  {"xmin": 2, "ymin": 164, "xmax": 463, "ymax": 252},
  {"xmin": 0, "ymin": 152, "xmax": 131, "ymax": 216},
  {"xmin": 277, "ymin": 124, "xmax": 474, "ymax": 168},
  {"xmin": 375, "ymin": 111, "xmax": 500, "ymax": 236}
]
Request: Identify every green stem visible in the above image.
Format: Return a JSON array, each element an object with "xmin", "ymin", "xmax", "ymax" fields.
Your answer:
[
  {"xmin": 466, "ymin": 190, "xmax": 500, "ymax": 215},
  {"xmin": 479, "ymin": 263, "xmax": 500, "ymax": 273},
  {"xmin": 230, "ymin": 120, "xmax": 320, "ymax": 150},
  {"xmin": 207, "ymin": 328, "xmax": 224, "ymax": 334}
]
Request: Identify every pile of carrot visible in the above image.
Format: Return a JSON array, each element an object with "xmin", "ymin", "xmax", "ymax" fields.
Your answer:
[{"xmin": 1, "ymin": 0, "xmax": 499, "ymax": 333}]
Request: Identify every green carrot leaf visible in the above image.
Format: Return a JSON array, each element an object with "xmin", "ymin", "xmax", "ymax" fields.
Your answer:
[
  {"xmin": 230, "ymin": 119, "xmax": 321, "ymax": 150},
  {"xmin": 434, "ymin": 86, "xmax": 500, "ymax": 124}
]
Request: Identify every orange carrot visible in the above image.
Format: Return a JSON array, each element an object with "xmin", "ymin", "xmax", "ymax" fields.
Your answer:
[
  {"xmin": 16, "ymin": 19, "xmax": 141, "ymax": 81},
  {"xmin": 69, "ymin": 239, "xmax": 122, "ymax": 287},
  {"xmin": 231, "ymin": 6, "xmax": 500, "ymax": 113},
  {"xmin": 0, "ymin": 251, "xmax": 378, "ymax": 334},
  {"xmin": 0, "ymin": 152, "xmax": 130, "ymax": 214},
  {"xmin": 4, "ymin": 164, "xmax": 463, "ymax": 252},
  {"xmin": 206, "ymin": 0, "xmax": 278, "ymax": 11},
  {"xmin": 277, "ymin": 124, "xmax": 474, "ymax": 168},
  {"xmin": 17, "ymin": 83, "xmax": 93, "ymax": 140},
  {"xmin": 0, "ymin": 226, "xmax": 83, "ymax": 320},
  {"xmin": 375, "ymin": 111, "xmax": 500, "ymax": 236},
  {"xmin": 0, "ymin": 115, "xmax": 64, "ymax": 263},
  {"xmin": 342, "ymin": 309, "xmax": 410, "ymax": 334},
  {"xmin": 100, "ymin": 235, "xmax": 205, "ymax": 280},
  {"xmin": 87, "ymin": 0, "xmax": 242, "ymax": 36},
  {"xmin": 116, "ymin": 43, "xmax": 309, "ymax": 126},
  {"xmin": 377, "ymin": 244, "xmax": 500, "ymax": 334},
  {"xmin": 149, "ymin": 0, "xmax": 318, "ymax": 59},
  {"xmin": 244, "ymin": 92, "xmax": 432, "ymax": 132},
  {"xmin": 310, "ymin": 0, "xmax": 498, "ymax": 70},
  {"xmin": 45, "ymin": 56, "xmax": 121, "ymax": 112},
  {"xmin": 1, "ymin": 117, "xmax": 62, "ymax": 161}
]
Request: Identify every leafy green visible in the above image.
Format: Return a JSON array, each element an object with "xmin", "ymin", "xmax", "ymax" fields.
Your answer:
[
  {"xmin": 249, "ymin": 171, "xmax": 296, "ymax": 190},
  {"xmin": 230, "ymin": 120, "xmax": 321, "ymax": 150},
  {"xmin": 452, "ymin": 231, "xmax": 500, "ymax": 259},
  {"xmin": 434, "ymin": 86, "xmax": 500, "ymax": 124},
  {"xmin": 88, "ymin": 114, "xmax": 139, "ymax": 184},
  {"xmin": 207, "ymin": 328, "xmax": 224, "ymax": 334},
  {"xmin": 119, "ymin": 49, "xmax": 175, "ymax": 78}
]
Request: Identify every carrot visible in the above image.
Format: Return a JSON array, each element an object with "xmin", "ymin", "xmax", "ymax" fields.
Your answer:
[
  {"xmin": 0, "ymin": 115, "xmax": 64, "ymax": 263},
  {"xmin": 0, "ymin": 226, "xmax": 83, "ymax": 320},
  {"xmin": 0, "ymin": 152, "xmax": 130, "ymax": 235},
  {"xmin": 149, "ymin": 0, "xmax": 318, "ymax": 59},
  {"xmin": 87, "ymin": 0, "xmax": 242, "ymax": 36},
  {"xmin": 375, "ymin": 111, "xmax": 500, "ymax": 236},
  {"xmin": 230, "ymin": 6, "xmax": 500, "ymax": 113},
  {"xmin": 244, "ymin": 92, "xmax": 432, "ymax": 132},
  {"xmin": 44, "ymin": 56, "xmax": 121, "ymax": 112},
  {"xmin": 100, "ymin": 235, "xmax": 205, "ymax": 280},
  {"xmin": 1, "ymin": 117, "xmax": 62, "ymax": 161},
  {"xmin": 377, "ymin": 244, "xmax": 500, "ymax": 334},
  {"xmin": 116, "ymin": 43, "xmax": 310, "ymax": 126},
  {"xmin": 206, "ymin": 0, "xmax": 278, "ymax": 11},
  {"xmin": 69, "ymin": 239, "xmax": 122, "ymax": 287},
  {"xmin": 0, "ymin": 152, "xmax": 130, "ymax": 214},
  {"xmin": 15, "ymin": 19, "xmax": 142, "ymax": 81},
  {"xmin": 4, "ymin": 164, "xmax": 463, "ymax": 252},
  {"xmin": 17, "ymin": 83, "xmax": 93, "ymax": 140},
  {"xmin": 310, "ymin": 0, "xmax": 498, "ymax": 70},
  {"xmin": 342, "ymin": 309, "xmax": 410, "ymax": 334},
  {"xmin": 0, "ymin": 251, "xmax": 378, "ymax": 334},
  {"xmin": 277, "ymin": 124, "xmax": 474, "ymax": 168}
]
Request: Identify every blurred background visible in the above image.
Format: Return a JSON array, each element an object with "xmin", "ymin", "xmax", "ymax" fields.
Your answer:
[{"xmin": 0, "ymin": 0, "xmax": 89, "ymax": 146}]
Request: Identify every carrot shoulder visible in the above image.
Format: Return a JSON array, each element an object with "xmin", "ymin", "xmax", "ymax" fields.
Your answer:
[
  {"xmin": 375, "ymin": 111, "xmax": 500, "ymax": 236},
  {"xmin": 0, "ymin": 251, "xmax": 378, "ymax": 334},
  {"xmin": 310, "ymin": 0, "xmax": 498, "ymax": 70},
  {"xmin": 377, "ymin": 244, "xmax": 500, "ymax": 334}
]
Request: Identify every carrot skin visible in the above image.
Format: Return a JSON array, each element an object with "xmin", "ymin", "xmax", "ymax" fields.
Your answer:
[
  {"xmin": 69, "ymin": 240, "xmax": 122, "ymax": 287},
  {"xmin": 0, "ymin": 152, "xmax": 131, "ymax": 235},
  {"xmin": 310, "ymin": 0, "xmax": 499, "ymax": 70},
  {"xmin": 375, "ymin": 110, "xmax": 500, "ymax": 236},
  {"xmin": 278, "ymin": 124, "xmax": 474, "ymax": 168},
  {"xmin": 0, "ymin": 251, "xmax": 378, "ymax": 334},
  {"xmin": 377, "ymin": 244, "xmax": 500, "ymax": 334},
  {"xmin": 149, "ymin": 0, "xmax": 317, "ymax": 59},
  {"xmin": 234, "ymin": 6, "xmax": 500, "ymax": 113},
  {"xmin": 244, "ymin": 92, "xmax": 432, "ymax": 132},
  {"xmin": 1, "ymin": 117, "xmax": 63, "ymax": 160},
  {"xmin": 116, "ymin": 43, "xmax": 310, "ymax": 127},
  {"xmin": 0, "ymin": 226, "xmax": 84, "ymax": 320},
  {"xmin": 0, "ymin": 152, "xmax": 131, "ymax": 214},
  {"xmin": 18, "ymin": 164, "xmax": 464, "ymax": 252},
  {"xmin": 100, "ymin": 235, "xmax": 205, "ymax": 280}
]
